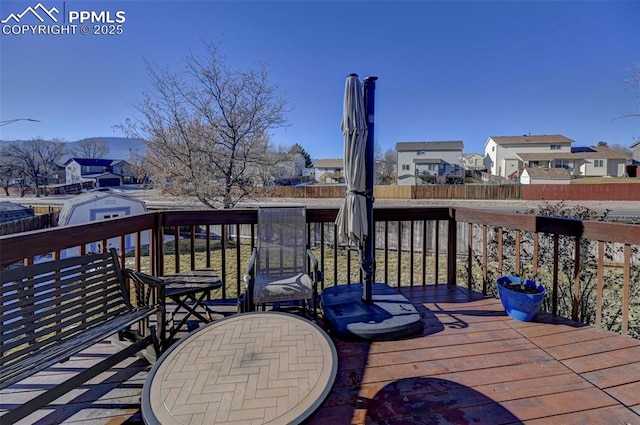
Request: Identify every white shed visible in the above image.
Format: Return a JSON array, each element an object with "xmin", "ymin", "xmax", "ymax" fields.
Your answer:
[
  {"xmin": 520, "ymin": 167, "xmax": 571, "ymax": 185},
  {"xmin": 58, "ymin": 191, "xmax": 149, "ymax": 257}
]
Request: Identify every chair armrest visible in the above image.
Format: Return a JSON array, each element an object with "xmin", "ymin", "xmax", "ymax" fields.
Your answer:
[
  {"xmin": 124, "ymin": 269, "xmax": 165, "ymax": 307},
  {"xmin": 306, "ymin": 248, "xmax": 319, "ymax": 271},
  {"xmin": 247, "ymin": 247, "xmax": 257, "ymax": 276},
  {"xmin": 306, "ymin": 249, "xmax": 323, "ymax": 283}
]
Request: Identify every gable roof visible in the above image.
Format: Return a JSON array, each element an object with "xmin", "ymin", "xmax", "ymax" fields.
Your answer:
[
  {"xmin": 517, "ymin": 146, "xmax": 628, "ymax": 161},
  {"xmin": 396, "ymin": 141, "xmax": 464, "ymax": 151},
  {"xmin": 523, "ymin": 167, "xmax": 571, "ymax": 180},
  {"xmin": 315, "ymin": 159, "xmax": 344, "ymax": 168},
  {"xmin": 65, "ymin": 158, "xmax": 125, "ymax": 166},
  {"xmin": 58, "ymin": 192, "xmax": 146, "ymax": 226},
  {"xmin": 581, "ymin": 146, "xmax": 629, "ymax": 160},
  {"xmin": 489, "ymin": 135, "xmax": 574, "ymax": 146}
]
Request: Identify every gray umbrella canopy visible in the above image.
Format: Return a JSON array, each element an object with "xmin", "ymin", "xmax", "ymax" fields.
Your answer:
[{"xmin": 335, "ymin": 74, "xmax": 369, "ymax": 245}]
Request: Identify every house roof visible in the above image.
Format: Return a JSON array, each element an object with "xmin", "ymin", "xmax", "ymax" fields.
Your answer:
[
  {"xmin": 413, "ymin": 158, "xmax": 442, "ymax": 164},
  {"xmin": 517, "ymin": 146, "xmax": 628, "ymax": 161},
  {"xmin": 395, "ymin": 141, "xmax": 464, "ymax": 151},
  {"xmin": 630, "ymin": 140, "xmax": 640, "ymax": 149},
  {"xmin": 462, "ymin": 153, "xmax": 483, "ymax": 158},
  {"xmin": 315, "ymin": 159, "xmax": 344, "ymax": 168},
  {"xmin": 65, "ymin": 158, "xmax": 125, "ymax": 166},
  {"xmin": 517, "ymin": 153, "xmax": 580, "ymax": 160},
  {"xmin": 489, "ymin": 135, "xmax": 574, "ymax": 146},
  {"xmin": 581, "ymin": 146, "xmax": 629, "ymax": 160},
  {"xmin": 0, "ymin": 201, "xmax": 34, "ymax": 224},
  {"xmin": 523, "ymin": 167, "xmax": 571, "ymax": 180}
]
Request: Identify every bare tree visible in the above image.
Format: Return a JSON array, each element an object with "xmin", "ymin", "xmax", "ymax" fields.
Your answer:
[
  {"xmin": 3, "ymin": 139, "xmax": 66, "ymax": 197},
  {"xmin": 597, "ymin": 141, "xmax": 632, "ymax": 157},
  {"xmin": 70, "ymin": 138, "xmax": 110, "ymax": 159},
  {"xmin": 0, "ymin": 149, "xmax": 15, "ymax": 196},
  {"xmin": 126, "ymin": 147, "xmax": 150, "ymax": 188},
  {"xmin": 376, "ymin": 147, "xmax": 396, "ymax": 184},
  {"xmin": 119, "ymin": 42, "xmax": 287, "ymax": 208},
  {"xmin": 617, "ymin": 64, "xmax": 640, "ymax": 143}
]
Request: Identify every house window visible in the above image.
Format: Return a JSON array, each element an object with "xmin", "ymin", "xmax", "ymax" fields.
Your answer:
[
  {"xmin": 401, "ymin": 164, "xmax": 410, "ymax": 171},
  {"xmin": 554, "ymin": 160, "xmax": 570, "ymax": 169},
  {"xmin": 491, "ymin": 146, "xmax": 495, "ymax": 152},
  {"xmin": 550, "ymin": 144, "xmax": 561, "ymax": 150},
  {"xmin": 417, "ymin": 151, "xmax": 425, "ymax": 156},
  {"xmin": 594, "ymin": 159, "xmax": 604, "ymax": 168}
]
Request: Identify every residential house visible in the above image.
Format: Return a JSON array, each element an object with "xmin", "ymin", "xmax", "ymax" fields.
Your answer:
[
  {"xmin": 65, "ymin": 158, "xmax": 135, "ymax": 187},
  {"xmin": 517, "ymin": 146, "xmax": 627, "ymax": 179},
  {"xmin": 314, "ymin": 159, "xmax": 344, "ymax": 183},
  {"xmin": 461, "ymin": 153, "xmax": 485, "ymax": 171},
  {"xmin": 396, "ymin": 141, "xmax": 464, "ymax": 185},
  {"xmin": 631, "ymin": 140, "xmax": 640, "ymax": 163},
  {"xmin": 484, "ymin": 135, "xmax": 574, "ymax": 178},
  {"xmin": 520, "ymin": 167, "xmax": 571, "ymax": 185},
  {"xmin": 628, "ymin": 140, "xmax": 640, "ymax": 177},
  {"xmin": 267, "ymin": 153, "xmax": 307, "ymax": 185}
]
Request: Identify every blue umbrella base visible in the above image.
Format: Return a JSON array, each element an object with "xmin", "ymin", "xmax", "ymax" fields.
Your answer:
[{"xmin": 321, "ymin": 283, "xmax": 424, "ymax": 341}]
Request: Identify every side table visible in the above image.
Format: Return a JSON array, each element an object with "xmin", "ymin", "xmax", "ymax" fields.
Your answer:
[{"xmin": 162, "ymin": 268, "xmax": 223, "ymax": 345}]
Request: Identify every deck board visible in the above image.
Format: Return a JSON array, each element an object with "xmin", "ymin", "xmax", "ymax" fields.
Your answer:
[{"xmin": 1, "ymin": 285, "xmax": 638, "ymax": 424}]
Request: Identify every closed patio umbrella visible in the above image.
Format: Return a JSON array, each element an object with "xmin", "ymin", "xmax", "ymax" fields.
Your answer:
[
  {"xmin": 322, "ymin": 74, "xmax": 423, "ymax": 340},
  {"xmin": 335, "ymin": 74, "xmax": 368, "ymax": 245}
]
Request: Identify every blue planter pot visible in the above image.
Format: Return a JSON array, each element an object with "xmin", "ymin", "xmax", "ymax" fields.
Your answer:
[{"xmin": 497, "ymin": 276, "xmax": 546, "ymax": 322}]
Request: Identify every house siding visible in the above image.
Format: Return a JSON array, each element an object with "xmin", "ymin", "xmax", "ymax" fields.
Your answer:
[{"xmin": 396, "ymin": 141, "xmax": 463, "ymax": 185}]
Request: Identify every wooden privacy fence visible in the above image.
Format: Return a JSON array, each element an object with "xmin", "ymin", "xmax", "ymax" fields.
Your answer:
[
  {"xmin": 523, "ymin": 183, "xmax": 640, "ymax": 201},
  {"xmin": 257, "ymin": 184, "xmax": 521, "ymax": 200},
  {"xmin": 257, "ymin": 183, "xmax": 638, "ymax": 201},
  {"xmin": 413, "ymin": 184, "xmax": 521, "ymax": 200},
  {"xmin": 0, "ymin": 212, "xmax": 59, "ymax": 236}
]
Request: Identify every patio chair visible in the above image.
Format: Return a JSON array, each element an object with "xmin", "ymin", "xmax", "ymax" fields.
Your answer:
[{"xmin": 240, "ymin": 206, "xmax": 321, "ymax": 319}]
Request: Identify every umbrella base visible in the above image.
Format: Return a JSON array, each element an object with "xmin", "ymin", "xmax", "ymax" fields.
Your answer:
[{"xmin": 320, "ymin": 283, "xmax": 423, "ymax": 341}]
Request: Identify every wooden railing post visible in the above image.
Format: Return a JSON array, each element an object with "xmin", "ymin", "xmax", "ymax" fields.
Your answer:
[{"xmin": 447, "ymin": 208, "xmax": 457, "ymax": 285}]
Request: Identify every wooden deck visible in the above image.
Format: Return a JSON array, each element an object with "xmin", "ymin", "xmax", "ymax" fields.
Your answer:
[{"xmin": 2, "ymin": 285, "xmax": 639, "ymax": 424}]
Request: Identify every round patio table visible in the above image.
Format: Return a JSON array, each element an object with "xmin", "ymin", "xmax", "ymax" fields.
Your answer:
[{"xmin": 142, "ymin": 312, "xmax": 337, "ymax": 425}]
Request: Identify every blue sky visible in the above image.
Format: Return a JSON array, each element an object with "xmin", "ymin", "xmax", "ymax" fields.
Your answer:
[{"xmin": 1, "ymin": 1, "xmax": 638, "ymax": 159}]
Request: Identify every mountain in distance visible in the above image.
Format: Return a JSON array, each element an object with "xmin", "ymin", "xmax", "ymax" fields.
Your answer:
[
  {"xmin": 66, "ymin": 137, "xmax": 146, "ymax": 160},
  {"xmin": 0, "ymin": 137, "xmax": 146, "ymax": 162}
]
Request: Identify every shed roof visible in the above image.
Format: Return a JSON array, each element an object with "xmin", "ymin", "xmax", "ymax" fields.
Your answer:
[{"xmin": 58, "ymin": 192, "xmax": 146, "ymax": 226}]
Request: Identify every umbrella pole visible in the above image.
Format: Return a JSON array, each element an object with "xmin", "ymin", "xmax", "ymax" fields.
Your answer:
[{"xmin": 362, "ymin": 76, "xmax": 378, "ymax": 303}]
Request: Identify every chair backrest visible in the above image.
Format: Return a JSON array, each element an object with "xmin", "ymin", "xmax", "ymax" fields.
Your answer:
[{"xmin": 256, "ymin": 206, "xmax": 307, "ymax": 280}]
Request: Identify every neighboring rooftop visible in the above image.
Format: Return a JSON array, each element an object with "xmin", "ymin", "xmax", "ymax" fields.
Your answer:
[
  {"xmin": 315, "ymin": 159, "xmax": 344, "ymax": 168},
  {"xmin": 489, "ymin": 135, "xmax": 574, "ymax": 146},
  {"xmin": 396, "ymin": 141, "xmax": 464, "ymax": 151},
  {"xmin": 518, "ymin": 146, "xmax": 629, "ymax": 161},
  {"xmin": 523, "ymin": 167, "xmax": 571, "ymax": 179},
  {"xmin": 0, "ymin": 201, "xmax": 34, "ymax": 224}
]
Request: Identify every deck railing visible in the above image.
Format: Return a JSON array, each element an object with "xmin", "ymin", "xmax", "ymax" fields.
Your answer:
[{"xmin": 1, "ymin": 207, "xmax": 638, "ymax": 338}]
